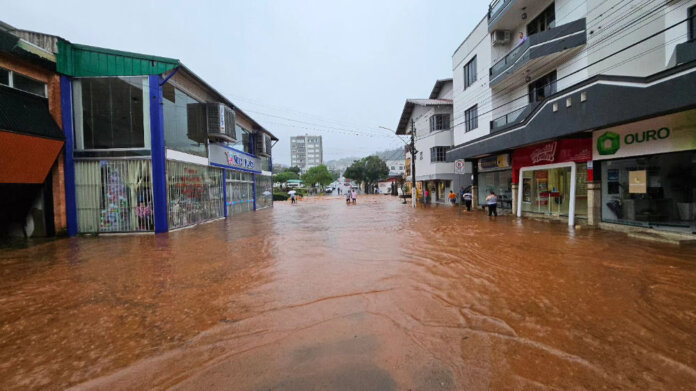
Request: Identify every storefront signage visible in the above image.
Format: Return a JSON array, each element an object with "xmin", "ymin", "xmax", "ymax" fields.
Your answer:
[
  {"xmin": 209, "ymin": 144, "xmax": 261, "ymax": 173},
  {"xmin": 530, "ymin": 142, "xmax": 557, "ymax": 164},
  {"xmin": 592, "ymin": 109, "xmax": 696, "ymax": 160},
  {"xmin": 478, "ymin": 154, "xmax": 511, "ymax": 171},
  {"xmin": 513, "ymin": 139, "xmax": 592, "ymax": 168}
]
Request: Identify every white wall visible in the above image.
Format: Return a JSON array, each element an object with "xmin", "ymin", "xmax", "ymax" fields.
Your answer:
[
  {"xmin": 452, "ymin": 17, "xmax": 493, "ymax": 147},
  {"xmin": 408, "ymin": 104, "xmax": 455, "ymax": 179}
]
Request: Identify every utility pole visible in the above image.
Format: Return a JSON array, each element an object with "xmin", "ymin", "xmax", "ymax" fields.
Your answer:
[{"xmin": 410, "ymin": 119, "xmax": 417, "ymax": 208}]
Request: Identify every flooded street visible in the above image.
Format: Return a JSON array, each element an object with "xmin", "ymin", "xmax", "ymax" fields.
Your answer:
[{"xmin": 2, "ymin": 195, "xmax": 696, "ymax": 390}]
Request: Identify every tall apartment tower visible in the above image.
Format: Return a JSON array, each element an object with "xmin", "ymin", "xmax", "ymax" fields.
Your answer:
[{"xmin": 290, "ymin": 135, "xmax": 323, "ymax": 172}]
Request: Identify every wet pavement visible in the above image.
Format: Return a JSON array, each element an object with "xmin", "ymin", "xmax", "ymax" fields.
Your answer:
[{"xmin": 1, "ymin": 195, "xmax": 696, "ymax": 390}]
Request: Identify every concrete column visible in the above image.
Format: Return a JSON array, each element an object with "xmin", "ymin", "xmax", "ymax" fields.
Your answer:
[
  {"xmin": 511, "ymin": 183, "xmax": 519, "ymax": 215},
  {"xmin": 587, "ymin": 181, "xmax": 601, "ymax": 226},
  {"xmin": 471, "ymin": 185, "xmax": 478, "ymax": 209}
]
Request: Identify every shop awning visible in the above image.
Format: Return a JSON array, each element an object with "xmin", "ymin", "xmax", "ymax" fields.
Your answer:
[
  {"xmin": 57, "ymin": 40, "xmax": 179, "ymax": 77},
  {"xmin": 0, "ymin": 85, "xmax": 64, "ymax": 183}
]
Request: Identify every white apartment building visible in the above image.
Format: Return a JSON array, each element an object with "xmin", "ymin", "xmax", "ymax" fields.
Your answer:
[
  {"xmin": 396, "ymin": 79, "xmax": 470, "ymax": 202},
  {"xmin": 448, "ymin": 0, "xmax": 696, "ymax": 235},
  {"xmin": 290, "ymin": 134, "xmax": 323, "ymax": 172},
  {"xmin": 385, "ymin": 160, "xmax": 406, "ymax": 177}
]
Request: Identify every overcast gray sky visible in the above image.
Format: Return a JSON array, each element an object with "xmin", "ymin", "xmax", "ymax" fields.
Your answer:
[{"xmin": 4, "ymin": 0, "xmax": 488, "ymax": 165}]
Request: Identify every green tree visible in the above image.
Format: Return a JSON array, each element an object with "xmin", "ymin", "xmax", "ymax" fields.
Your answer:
[
  {"xmin": 343, "ymin": 156, "xmax": 389, "ymax": 194},
  {"xmin": 286, "ymin": 166, "xmax": 301, "ymax": 175},
  {"xmin": 274, "ymin": 171, "xmax": 299, "ymax": 189},
  {"xmin": 301, "ymin": 165, "xmax": 334, "ymax": 190}
]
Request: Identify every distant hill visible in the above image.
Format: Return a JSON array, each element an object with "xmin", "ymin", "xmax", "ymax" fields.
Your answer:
[{"xmin": 325, "ymin": 147, "xmax": 404, "ymax": 169}]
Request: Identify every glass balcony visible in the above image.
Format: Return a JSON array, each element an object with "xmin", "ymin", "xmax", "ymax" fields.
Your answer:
[{"xmin": 489, "ymin": 18, "xmax": 586, "ymax": 87}]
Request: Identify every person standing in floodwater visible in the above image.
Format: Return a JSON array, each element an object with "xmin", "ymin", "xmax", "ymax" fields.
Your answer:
[
  {"xmin": 486, "ymin": 190, "xmax": 498, "ymax": 217},
  {"xmin": 351, "ymin": 189, "xmax": 357, "ymax": 204},
  {"xmin": 448, "ymin": 190, "xmax": 456, "ymax": 206},
  {"xmin": 346, "ymin": 189, "xmax": 351, "ymax": 204},
  {"xmin": 463, "ymin": 188, "xmax": 473, "ymax": 211}
]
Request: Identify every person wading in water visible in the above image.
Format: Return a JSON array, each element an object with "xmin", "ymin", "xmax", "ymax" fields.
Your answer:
[{"xmin": 486, "ymin": 190, "xmax": 498, "ymax": 217}]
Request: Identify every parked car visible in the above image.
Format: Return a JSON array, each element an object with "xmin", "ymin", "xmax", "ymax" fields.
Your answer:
[{"xmin": 324, "ymin": 186, "xmax": 333, "ymax": 193}]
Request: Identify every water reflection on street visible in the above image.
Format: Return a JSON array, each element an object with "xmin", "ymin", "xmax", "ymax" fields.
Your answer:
[{"xmin": 1, "ymin": 196, "xmax": 695, "ymax": 390}]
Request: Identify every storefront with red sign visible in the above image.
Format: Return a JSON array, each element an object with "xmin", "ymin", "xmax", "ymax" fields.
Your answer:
[{"xmin": 512, "ymin": 138, "xmax": 592, "ymax": 226}]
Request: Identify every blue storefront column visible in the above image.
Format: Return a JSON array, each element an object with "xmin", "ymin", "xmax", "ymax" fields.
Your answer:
[
  {"xmin": 60, "ymin": 76, "xmax": 78, "ymax": 237},
  {"xmin": 149, "ymin": 75, "xmax": 168, "ymax": 233},
  {"xmin": 222, "ymin": 169, "xmax": 228, "ymax": 218},
  {"xmin": 252, "ymin": 173, "xmax": 257, "ymax": 211}
]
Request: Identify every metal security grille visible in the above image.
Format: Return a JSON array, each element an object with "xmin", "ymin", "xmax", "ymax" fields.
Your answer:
[
  {"xmin": 167, "ymin": 161, "xmax": 224, "ymax": 229},
  {"xmin": 255, "ymin": 175, "xmax": 273, "ymax": 210},
  {"xmin": 226, "ymin": 171, "xmax": 254, "ymax": 216},
  {"xmin": 74, "ymin": 159, "xmax": 154, "ymax": 233}
]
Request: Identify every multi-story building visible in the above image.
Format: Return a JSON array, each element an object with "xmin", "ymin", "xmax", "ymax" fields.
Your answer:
[
  {"xmin": 0, "ymin": 24, "xmax": 66, "ymax": 238},
  {"xmin": 385, "ymin": 160, "xmax": 406, "ymax": 177},
  {"xmin": 8, "ymin": 34, "xmax": 277, "ymax": 236},
  {"xmin": 448, "ymin": 0, "xmax": 696, "ymax": 235},
  {"xmin": 290, "ymin": 134, "xmax": 323, "ymax": 172},
  {"xmin": 396, "ymin": 79, "xmax": 470, "ymax": 202}
]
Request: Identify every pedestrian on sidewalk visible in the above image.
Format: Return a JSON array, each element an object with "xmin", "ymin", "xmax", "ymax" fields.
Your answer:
[
  {"xmin": 486, "ymin": 190, "xmax": 498, "ymax": 217},
  {"xmin": 448, "ymin": 190, "xmax": 457, "ymax": 206},
  {"xmin": 463, "ymin": 188, "xmax": 473, "ymax": 211}
]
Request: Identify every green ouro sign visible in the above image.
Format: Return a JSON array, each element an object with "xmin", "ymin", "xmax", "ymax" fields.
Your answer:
[
  {"xmin": 596, "ymin": 128, "xmax": 671, "ymax": 156},
  {"xmin": 593, "ymin": 109, "xmax": 696, "ymax": 160}
]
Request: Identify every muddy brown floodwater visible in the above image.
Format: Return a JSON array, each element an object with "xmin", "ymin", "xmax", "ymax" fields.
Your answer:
[{"xmin": 1, "ymin": 196, "xmax": 696, "ymax": 390}]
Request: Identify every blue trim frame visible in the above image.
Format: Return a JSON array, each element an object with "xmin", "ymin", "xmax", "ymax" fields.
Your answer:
[
  {"xmin": 217, "ymin": 144, "xmax": 257, "ymax": 159},
  {"xmin": 60, "ymin": 76, "xmax": 78, "ymax": 237},
  {"xmin": 149, "ymin": 75, "xmax": 168, "ymax": 233},
  {"xmin": 222, "ymin": 168, "xmax": 228, "ymax": 218},
  {"xmin": 252, "ymin": 173, "xmax": 257, "ymax": 211},
  {"xmin": 209, "ymin": 162, "xmax": 261, "ymax": 174}
]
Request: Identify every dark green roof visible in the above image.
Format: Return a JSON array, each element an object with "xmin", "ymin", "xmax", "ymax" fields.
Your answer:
[
  {"xmin": 0, "ymin": 85, "xmax": 63, "ymax": 140},
  {"xmin": 56, "ymin": 40, "xmax": 179, "ymax": 77}
]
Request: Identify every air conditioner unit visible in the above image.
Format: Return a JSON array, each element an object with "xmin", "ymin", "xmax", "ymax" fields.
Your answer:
[
  {"xmin": 186, "ymin": 102, "xmax": 237, "ymax": 144},
  {"xmin": 255, "ymin": 132, "xmax": 272, "ymax": 157},
  {"xmin": 491, "ymin": 30, "xmax": 511, "ymax": 46}
]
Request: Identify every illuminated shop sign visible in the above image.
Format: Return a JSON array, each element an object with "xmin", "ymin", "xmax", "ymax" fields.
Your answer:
[
  {"xmin": 209, "ymin": 144, "xmax": 260, "ymax": 172},
  {"xmin": 478, "ymin": 154, "xmax": 510, "ymax": 171},
  {"xmin": 593, "ymin": 109, "xmax": 696, "ymax": 160}
]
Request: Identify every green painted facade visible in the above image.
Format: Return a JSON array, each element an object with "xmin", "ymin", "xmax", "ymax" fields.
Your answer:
[{"xmin": 56, "ymin": 40, "xmax": 179, "ymax": 77}]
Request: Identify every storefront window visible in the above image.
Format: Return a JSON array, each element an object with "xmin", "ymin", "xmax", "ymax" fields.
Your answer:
[
  {"xmin": 74, "ymin": 159, "xmax": 154, "ymax": 233},
  {"xmin": 521, "ymin": 165, "xmax": 587, "ymax": 217},
  {"xmin": 167, "ymin": 161, "xmax": 224, "ymax": 229},
  {"xmin": 601, "ymin": 151, "xmax": 696, "ymax": 232},
  {"xmin": 72, "ymin": 77, "xmax": 150, "ymax": 150},
  {"xmin": 162, "ymin": 84, "xmax": 207, "ymax": 157},
  {"xmin": 256, "ymin": 175, "xmax": 273, "ymax": 210},
  {"xmin": 259, "ymin": 156, "xmax": 271, "ymax": 172},
  {"xmin": 226, "ymin": 171, "xmax": 254, "ymax": 216},
  {"xmin": 478, "ymin": 170, "xmax": 513, "ymax": 208}
]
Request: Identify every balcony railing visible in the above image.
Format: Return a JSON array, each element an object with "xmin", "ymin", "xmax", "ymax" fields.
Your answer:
[
  {"xmin": 489, "ymin": 18, "xmax": 586, "ymax": 87},
  {"xmin": 488, "ymin": 0, "xmax": 513, "ymax": 22},
  {"xmin": 491, "ymin": 106, "xmax": 526, "ymax": 130}
]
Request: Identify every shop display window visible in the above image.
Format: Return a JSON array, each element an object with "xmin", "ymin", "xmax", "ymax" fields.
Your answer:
[
  {"xmin": 255, "ymin": 175, "xmax": 273, "ymax": 210},
  {"xmin": 521, "ymin": 164, "xmax": 587, "ymax": 217},
  {"xmin": 167, "ymin": 161, "xmax": 224, "ymax": 229},
  {"xmin": 226, "ymin": 171, "xmax": 254, "ymax": 216},
  {"xmin": 601, "ymin": 151, "xmax": 696, "ymax": 232},
  {"xmin": 478, "ymin": 170, "xmax": 513, "ymax": 209},
  {"xmin": 74, "ymin": 159, "xmax": 154, "ymax": 233}
]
